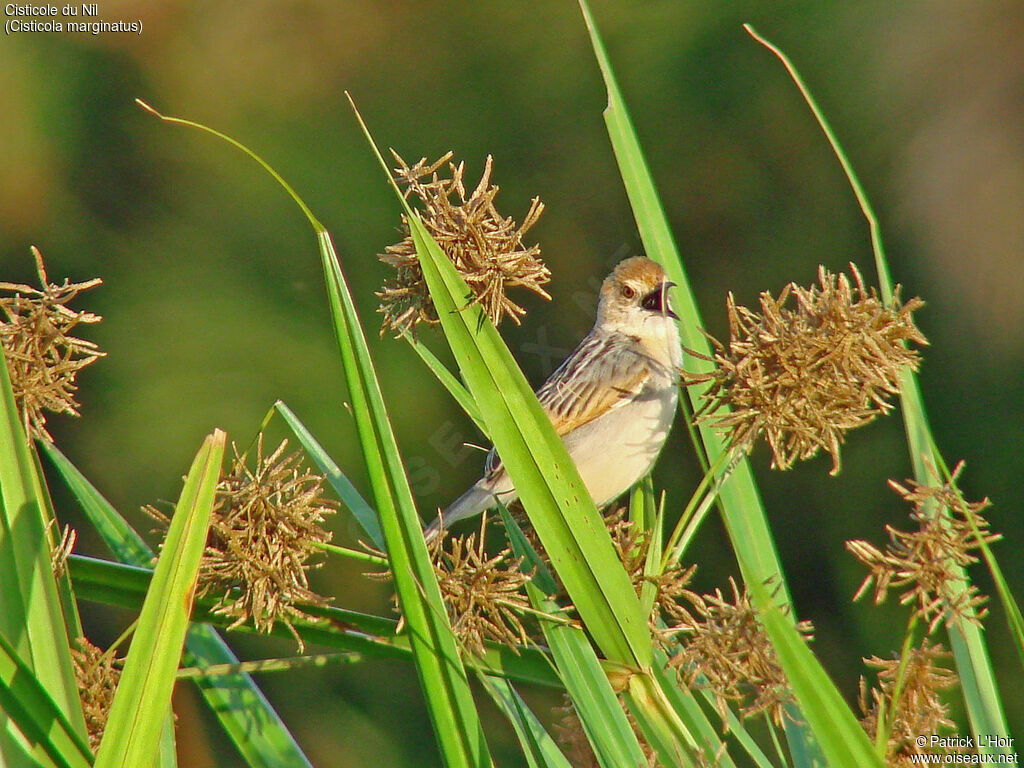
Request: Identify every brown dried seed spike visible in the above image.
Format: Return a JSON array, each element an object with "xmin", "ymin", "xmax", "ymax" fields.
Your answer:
[
  {"xmin": 377, "ymin": 151, "xmax": 550, "ymax": 336},
  {"xmin": 848, "ymin": 460, "xmax": 998, "ymax": 632},
  {"xmin": 147, "ymin": 434, "xmax": 338, "ymax": 652},
  {"xmin": 0, "ymin": 248, "xmax": 104, "ymax": 440},
  {"xmin": 682, "ymin": 265, "xmax": 926, "ymax": 475},
  {"xmin": 858, "ymin": 638, "xmax": 958, "ymax": 763}
]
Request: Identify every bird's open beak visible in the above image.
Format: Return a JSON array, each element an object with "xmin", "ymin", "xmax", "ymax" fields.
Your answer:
[{"xmin": 642, "ymin": 281, "xmax": 679, "ymax": 319}]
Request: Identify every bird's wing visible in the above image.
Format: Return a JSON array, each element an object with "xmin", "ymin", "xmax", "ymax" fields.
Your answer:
[
  {"xmin": 482, "ymin": 332, "xmax": 649, "ymax": 480},
  {"xmin": 536, "ymin": 332, "xmax": 650, "ymax": 436}
]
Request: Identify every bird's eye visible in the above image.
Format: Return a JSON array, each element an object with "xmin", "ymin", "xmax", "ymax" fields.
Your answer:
[{"xmin": 621, "ymin": 285, "xmax": 636, "ymax": 299}]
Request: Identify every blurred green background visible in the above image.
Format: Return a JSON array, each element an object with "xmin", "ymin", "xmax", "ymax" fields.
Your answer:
[{"xmin": 3, "ymin": 1, "xmax": 1022, "ymax": 764}]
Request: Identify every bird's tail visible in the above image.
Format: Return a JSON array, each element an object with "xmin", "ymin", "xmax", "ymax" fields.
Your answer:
[{"xmin": 423, "ymin": 482, "xmax": 496, "ymax": 542}]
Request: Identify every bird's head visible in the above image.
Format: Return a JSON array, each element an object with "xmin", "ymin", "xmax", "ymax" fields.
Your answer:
[{"xmin": 596, "ymin": 256, "xmax": 678, "ymax": 335}]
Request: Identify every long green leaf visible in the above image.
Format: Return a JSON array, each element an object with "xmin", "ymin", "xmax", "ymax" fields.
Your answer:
[
  {"xmin": 402, "ymin": 334, "xmax": 488, "ymax": 437},
  {"xmin": 501, "ymin": 517, "xmax": 651, "ymax": 767},
  {"xmin": 653, "ymin": 663, "xmax": 774, "ymax": 768},
  {"xmin": 315, "ymin": 227, "xmax": 491, "ymax": 766},
  {"xmin": 576, "ymin": 0, "xmax": 791, "ymax": 608},
  {"xmin": 69, "ymin": 554, "xmax": 561, "ymax": 689},
  {"xmin": 528, "ymin": 585, "xmax": 649, "ymax": 768},
  {"xmin": 0, "ymin": 629, "xmax": 93, "ymax": 768},
  {"xmin": 95, "ymin": 429, "xmax": 224, "ymax": 768},
  {"xmin": 41, "ymin": 442, "xmax": 317, "ymax": 768},
  {"xmin": 407, "ymin": 208, "xmax": 650, "ymax": 665},
  {"xmin": 138, "ymin": 101, "xmax": 492, "ymax": 767},
  {"xmin": 30, "ymin": 446, "xmax": 84, "ymax": 643},
  {"xmin": 477, "ymin": 675, "xmax": 572, "ymax": 768},
  {"xmin": 742, "ymin": 564, "xmax": 885, "ymax": 768},
  {"xmin": 0, "ymin": 344, "xmax": 88, "ymax": 749},
  {"xmin": 741, "ymin": 24, "xmax": 1012, "ymax": 752},
  {"xmin": 577, "ymin": 7, "xmax": 827, "ymax": 765}
]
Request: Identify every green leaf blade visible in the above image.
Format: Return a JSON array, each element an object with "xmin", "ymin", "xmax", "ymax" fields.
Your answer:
[
  {"xmin": 95, "ymin": 429, "xmax": 225, "ymax": 768},
  {"xmin": 741, "ymin": 23, "xmax": 1012, "ymax": 751},
  {"xmin": 407, "ymin": 214, "xmax": 650, "ymax": 667},
  {"xmin": 0, "ymin": 629, "xmax": 93, "ymax": 768},
  {"xmin": 0, "ymin": 345, "xmax": 87, "ymax": 742},
  {"xmin": 315, "ymin": 225, "xmax": 492, "ymax": 766}
]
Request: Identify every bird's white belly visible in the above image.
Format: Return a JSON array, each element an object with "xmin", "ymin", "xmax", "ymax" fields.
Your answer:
[{"xmin": 563, "ymin": 379, "xmax": 678, "ymax": 508}]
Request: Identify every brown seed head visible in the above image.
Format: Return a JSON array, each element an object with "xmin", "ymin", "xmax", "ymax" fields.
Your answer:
[
  {"xmin": 49, "ymin": 522, "xmax": 77, "ymax": 578},
  {"xmin": 667, "ymin": 578, "xmax": 813, "ymax": 728},
  {"xmin": 377, "ymin": 151, "xmax": 550, "ymax": 336},
  {"xmin": 847, "ymin": 461, "xmax": 999, "ymax": 633},
  {"xmin": 859, "ymin": 638, "xmax": 959, "ymax": 765},
  {"xmin": 71, "ymin": 637, "xmax": 121, "ymax": 752},
  {"xmin": 0, "ymin": 247, "xmax": 103, "ymax": 440},
  {"xmin": 146, "ymin": 436, "xmax": 337, "ymax": 651},
  {"xmin": 684, "ymin": 265, "xmax": 926, "ymax": 475}
]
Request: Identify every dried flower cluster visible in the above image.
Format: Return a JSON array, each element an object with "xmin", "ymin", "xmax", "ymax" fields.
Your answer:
[
  {"xmin": 847, "ymin": 462, "xmax": 999, "ymax": 633},
  {"xmin": 377, "ymin": 151, "xmax": 550, "ymax": 336},
  {"xmin": 49, "ymin": 522, "xmax": 77, "ymax": 578},
  {"xmin": 147, "ymin": 437, "xmax": 336, "ymax": 651},
  {"xmin": 603, "ymin": 508, "xmax": 701, "ymax": 633},
  {"xmin": 667, "ymin": 578, "xmax": 812, "ymax": 727},
  {"xmin": 71, "ymin": 637, "xmax": 121, "ymax": 752},
  {"xmin": 375, "ymin": 514, "xmax": 534, "ymax": 656},
  {"xmin": 684, "ymin": 265, "xmax": 926, "ymax": 475},
  {"xmin": 859, "ymin": 639, "xmax": 959, "ymax": 766},
  {"xmin": 0, "ymin": 247, "xmax": 104, "ymax": 440},
  {"xmin": 434, "ymin": 515, "xmax": 534, "ymax": 655}
]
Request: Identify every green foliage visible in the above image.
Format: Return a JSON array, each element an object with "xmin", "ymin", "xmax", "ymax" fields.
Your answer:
[
  {"xmin": 0, "ymin": 9, "xmax": 1018, "ymax": 768},
  {"xmin": 95, "ymin": 429, "xmax": 224, "ymax": 768}
]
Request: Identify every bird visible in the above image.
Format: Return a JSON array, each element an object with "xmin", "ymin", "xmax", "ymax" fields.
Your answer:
[{"xmin": 424, "ymin": 256, "xmax": 682, "ymax": 540}]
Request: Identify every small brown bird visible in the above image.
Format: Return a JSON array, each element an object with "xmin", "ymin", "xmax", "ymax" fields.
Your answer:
[{"xmin": 425, "ymin": 257, "xmax": 681, "ymax": 539}]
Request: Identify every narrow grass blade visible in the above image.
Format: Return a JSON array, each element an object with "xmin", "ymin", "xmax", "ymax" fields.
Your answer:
[
  {"xmin": 41, "ymin": 441, "xmax": 319, "ymax": 768},
  {"xmin": 403, "ymin": 334, "xmax": 487, "ymax": 437},
  {"xmin": 0, "ymin": 629, "xmax": 93, "ymax": 768},
  {"xmin": 477, "ymin": 674, "xmax": 572, "ymax": 768},
  {"xmin": 29, "ymin": 446, "xmax": 84, "ymax": 641},
  {"xmin": 38, "ymin": 442, "xmax": 153, "ymax": 565},
  {"xmin": 180, "ymin": 629, "xmax": 313, "ymax": 768},
  {"xmin": 414, "ymin": 213, "xmax": 648, "ymax": 664},
  {"xmin": 628, "ymin": 474, "xmax": 656, "ymax": 532},
  {"xmin": 695, "ymin": 688, "xmax": 777, "ymax": 768},
  {"xmin": 95, "ymin": 429, "xmax": 225, "ymax": 768},
  {"xmin": 528, "ymin": 586, "xmax": 648, "ymax": 768},
  {"xmin": 0, "ymin": 345, "xmax": 87, "ymax": 740},
  {"xmin": 742, "ymin": 24, "xmax": 1012, "ymax": 750},
  {"xmin": 273, "ymin": 400, "xmax": 383, "ymax": 551},
  {"xmin": 635, "ymin": 479, "xmax": 661, "ymax": 622},
  {"xmin": 501, "ymin": 528, "xmax": 649, "ymax": 766},
  {"xmin": 577, "ymin": 7, "xmax": 826, "ymax": 764},
  {"xmin": 69, "ymin": 554, "xmax": 561, "ymax": 689},
  {"xmin": 644, "ymin": 656, "xmax": 751, "ymax": 768},
  {"xmin": 576, "ymin": 0, "xmax": 792, "ymax": 611},
  {"xmin": 623, "ymin": 673, "xmax": 702, "ymax": 768},
  {"xmin": 980, "ymin": 542, "xmax": 1024, "ymax": 667},
  {"xmin": 316, "ymin": 225, "xmax": 493, "ymax": 766},
  {"xmin": 740, "ymin": 558, "xmax": 884, "ymax": 768}
]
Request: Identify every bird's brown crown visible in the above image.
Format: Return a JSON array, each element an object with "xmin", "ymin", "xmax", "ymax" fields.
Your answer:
[{"xmin": 602, "ymin": 256, "xmax": 667, "ymax": 296}]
